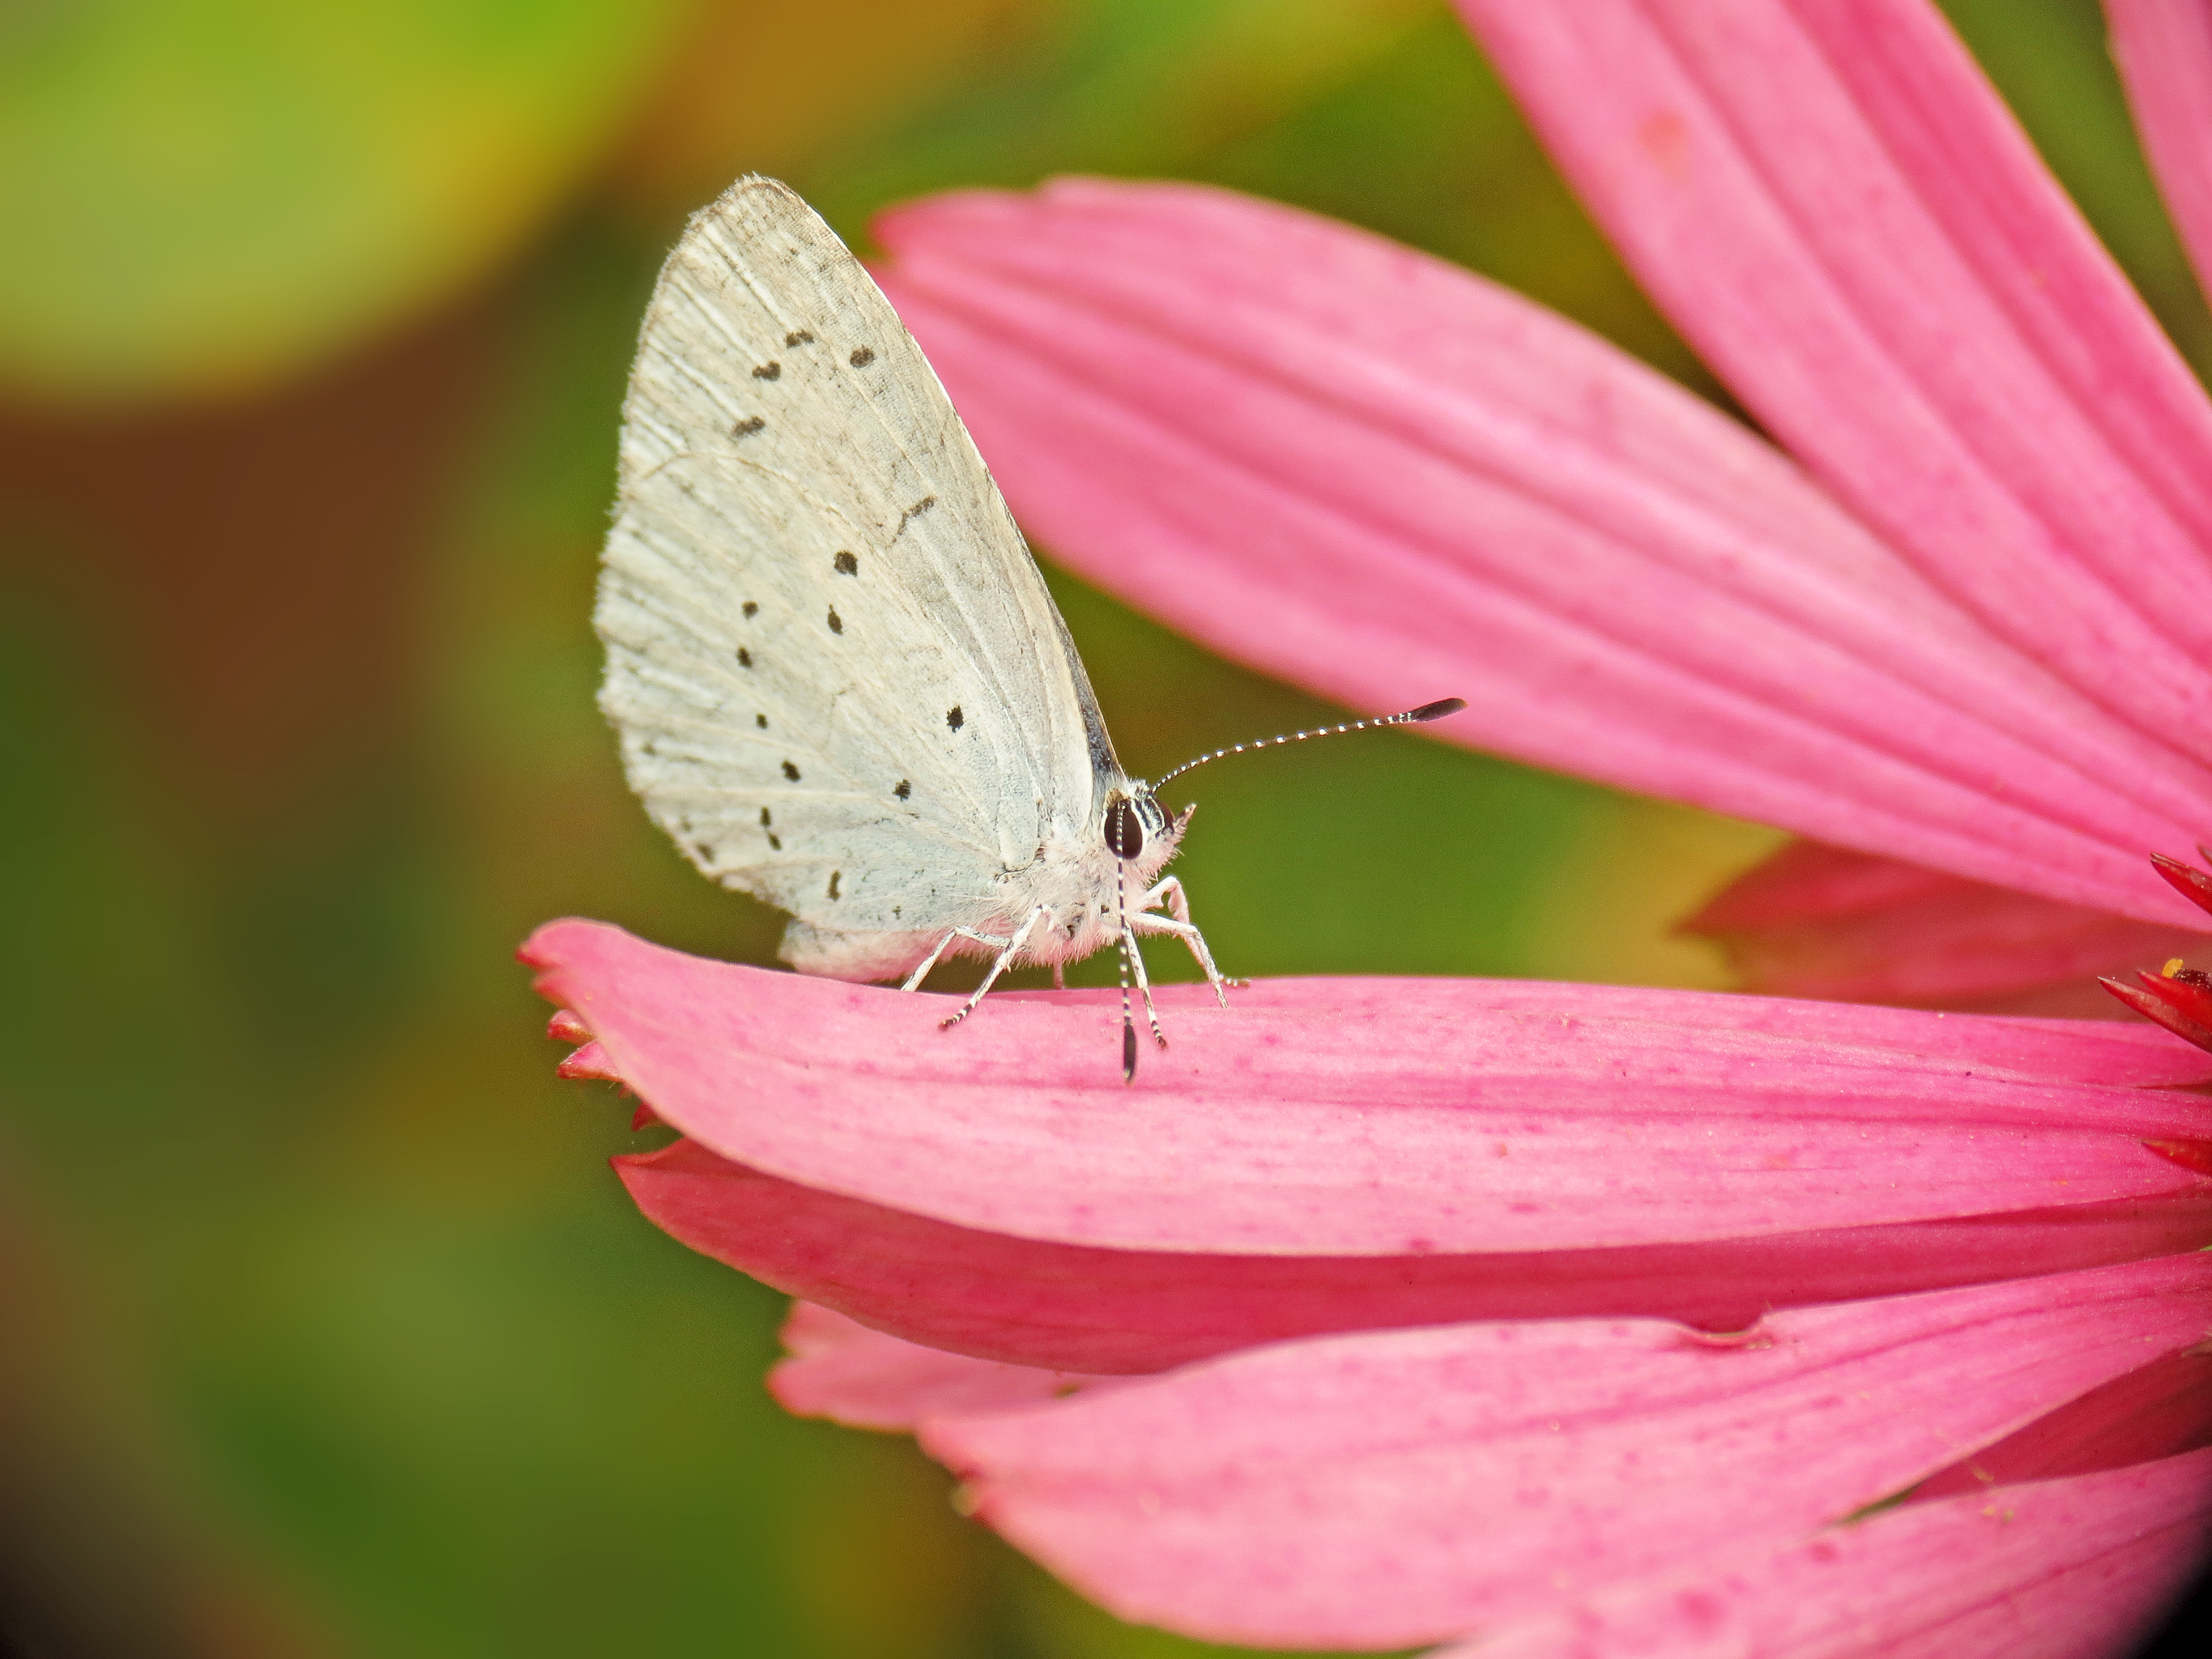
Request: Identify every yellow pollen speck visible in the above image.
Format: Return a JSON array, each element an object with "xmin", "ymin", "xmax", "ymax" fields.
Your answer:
[{"xmin": 2164, "ymin": 957, "xmax": 2187, "ymax": 977}]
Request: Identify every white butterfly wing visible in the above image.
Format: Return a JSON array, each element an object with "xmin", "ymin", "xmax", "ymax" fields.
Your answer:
[{"xmin": 597, "ymin": 176, "xmax": 1118, "ymax": 978}]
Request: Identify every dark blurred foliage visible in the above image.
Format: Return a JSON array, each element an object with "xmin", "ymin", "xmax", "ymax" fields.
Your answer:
[{"xmin": 0, "ymin": 2, "xmax": 2205, "ymax": 1654}]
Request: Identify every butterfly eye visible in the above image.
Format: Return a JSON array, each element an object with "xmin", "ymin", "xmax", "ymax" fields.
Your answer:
[{"xmin": 1103, "ymin": 796, "xmax": 1145, "ymax": 860}]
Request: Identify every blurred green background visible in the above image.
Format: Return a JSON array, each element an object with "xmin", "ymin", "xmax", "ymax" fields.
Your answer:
[{"xmin": 2, "ymin": 2, "xmax": 2206, "ymax": 1655}]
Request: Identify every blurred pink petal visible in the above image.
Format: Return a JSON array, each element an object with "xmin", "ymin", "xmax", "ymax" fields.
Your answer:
[
  {"xmin": 524, "ymin": 918, "xmax": 2212, "ymax": 1259},
  {"xmin": 1686, "ymin": 841, "xmax": 2206, "ymax": 1013},
  {"xmin": 873, "ymin": 177, "xmax": 2212, "ymax": 930},
  {"xmin": 893, "ymin": 1254, "xmax": 2212, "ymax": 1648},
  {"xmin": 1459, "ymin": 0, "xmax": 2212, "ymax": 760},
  {"xmin": 771, "ymin": 1301, "xmax": 1128, "ymax": 1430},
  {"xmin": 1431, "ymin": 1448, "xmax": 2212, "ymax": 1659},
  {"xmin": 623, "ymin": 1133, "xmax": 2212, "ymax": 1373},
  {"xmin": 2110, "ymin": 0, "xmax": 2212, "ymax": 308},
  {"xmin": 770, "ymin": 1301, "xmax": 1122, "ymax": 1430}
]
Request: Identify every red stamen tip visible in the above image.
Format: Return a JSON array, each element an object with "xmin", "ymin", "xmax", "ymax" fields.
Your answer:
[
  {"xmin": 2148, "ymin": 851, "xmax": 2212, "ymax": 919},
  {"xmin": 2102, "ymin": 973, "xmax": 2212, "ymax": 1055}
]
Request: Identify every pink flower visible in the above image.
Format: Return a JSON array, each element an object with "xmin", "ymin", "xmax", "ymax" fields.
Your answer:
[
  {"xmin": 533, "ymin": 0, "xmax": 2212, "ymax": 1648},
  {"xmin": 526, "ymin": 918, "xmax": 2212, "ymax": 1651}
]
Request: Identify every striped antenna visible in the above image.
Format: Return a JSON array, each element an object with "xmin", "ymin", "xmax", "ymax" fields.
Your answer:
[
  {"xmin": 1115, "ymin": 859, "xmax": 1137, "ymax": 1082},
  {"xmin": 1152, "ymin": 697, "xmax": 1466, "ymax": 790}
]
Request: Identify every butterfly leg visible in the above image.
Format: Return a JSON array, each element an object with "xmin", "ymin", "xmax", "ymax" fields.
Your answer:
[
  {"xmin": 940, "ymin": 906, "xmax": 1050, "ymax": 1030},
  {"xmin": 1134, "ymin": 877, "xmax": 1235, "ymax": 1004},
  {"xmin": 903, "ymin": 922, "xmax": 1029, "ymax": 992},
  {"xmin": 1120, "ymin": 923, "xmax": 1169, "ymax": 1051},
  {"xmin": 901, "ymin": 929, "xmax": 964, "ymax": 992},
  {"xmin": 1051, "ymin": 962, "xmax": 1067, "ymax": 991}
]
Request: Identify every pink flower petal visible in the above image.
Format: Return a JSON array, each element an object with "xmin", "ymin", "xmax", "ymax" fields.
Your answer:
[
  {"xmin": 768, "ymin": 1301, "xmax": 1123, "ymax": 1430},
  {"xmin": 2110, "ymin": 0, "xmax": 2212, "ymax": 312},
  {"xmin": 1456, "ymin": 0, "xmax": 2212, "ymax": 775},
  {"xmin": 529, "ymin": 919, "xmax": 2212, "ymax": 1255},
  {"xmin": 872, "ymin": 177, "xmax": 2212, "ymax": 928},
  {"xmin": 624, "ymin": 1133, "xmax": 2212, "ymax": 1374},
  {"xmin": 1686, "ymin": 840, "xmax": 2208, "ymax": 1013},
  {"xmin": 915, "ymin": 1254, "xmax": 2212, "ymax": 1648},
  {"xmin": 1430, "ymin": 1448, "xmax": 2212, "ymax": 1659}
]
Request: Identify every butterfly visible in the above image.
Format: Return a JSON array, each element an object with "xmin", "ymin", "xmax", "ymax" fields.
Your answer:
[{"xmin": 596, "ymin": 177, "xmax": 1460, "ymax": 1077}]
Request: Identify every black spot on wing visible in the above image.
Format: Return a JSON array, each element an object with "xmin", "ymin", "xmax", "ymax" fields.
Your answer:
[
  {"xmin": 893, "ymin": 495, "xmax": 937, "ymax": 539},
  {"xmin": 760, "ymin": 808, "xmax": 773, "ymax": 827},
  {"xmin": 731, "ymin": 415, "xmax": 765, "ymax": 438},
  {"xmin": 742, "ymin": 600, "xmax": 758, "ymax": 618},
  {"xmin": 756, "ymin": 713, "xmax": 767, "ymax": 729},
  {"xmin": 737, "ymin": 647, "xmax": 752, "ymax": 668},
  {"xmin": 752, "ymin": 361, "xmax": 781, "ymax": 380},
  {"xmin": 946, "ymin": 706, "xmax": 964, "ymax": 731},
  {"xmin": 893, "ymin": 779, "xmax": 910, "ymax": 800},
  {"xmin": 849, "ymin": 346, "xmax": 875, "ymax": 367},
  {"xmin": 826, "ymin": 607, "xmax": 842, "ymax": 634},
  {"xmin": 782, "ymin": 760, "xmax": 800, "ymax": 781},
  {"xmin": 767, "ymin": 833, "xmax": 781, "ymax": 850},
  {"xmin": 833, "ymin": 550, "xmax": 858, "ymax": 576},
  {"xmin": 785, "ymin": 329, "xmax": 813, "ymax": 347},
  {"xmin": 828, "ymin": 871, "xmax": 841, "ymax": 900}
]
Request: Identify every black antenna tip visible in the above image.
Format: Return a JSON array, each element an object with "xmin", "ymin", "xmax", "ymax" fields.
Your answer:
[
  {"xmin": 1408, "ymin": 697, "xmax": 1467, "ymax": 722},
  {"xmin": 1122, "ymin": 1021, "xmax": 1138, "ymax": 1083}
]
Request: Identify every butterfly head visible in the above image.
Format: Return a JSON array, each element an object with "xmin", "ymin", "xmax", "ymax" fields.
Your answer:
[{"xmin": 1102, "ymin": 785, "xmax": 1181, "ymax": 867}]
